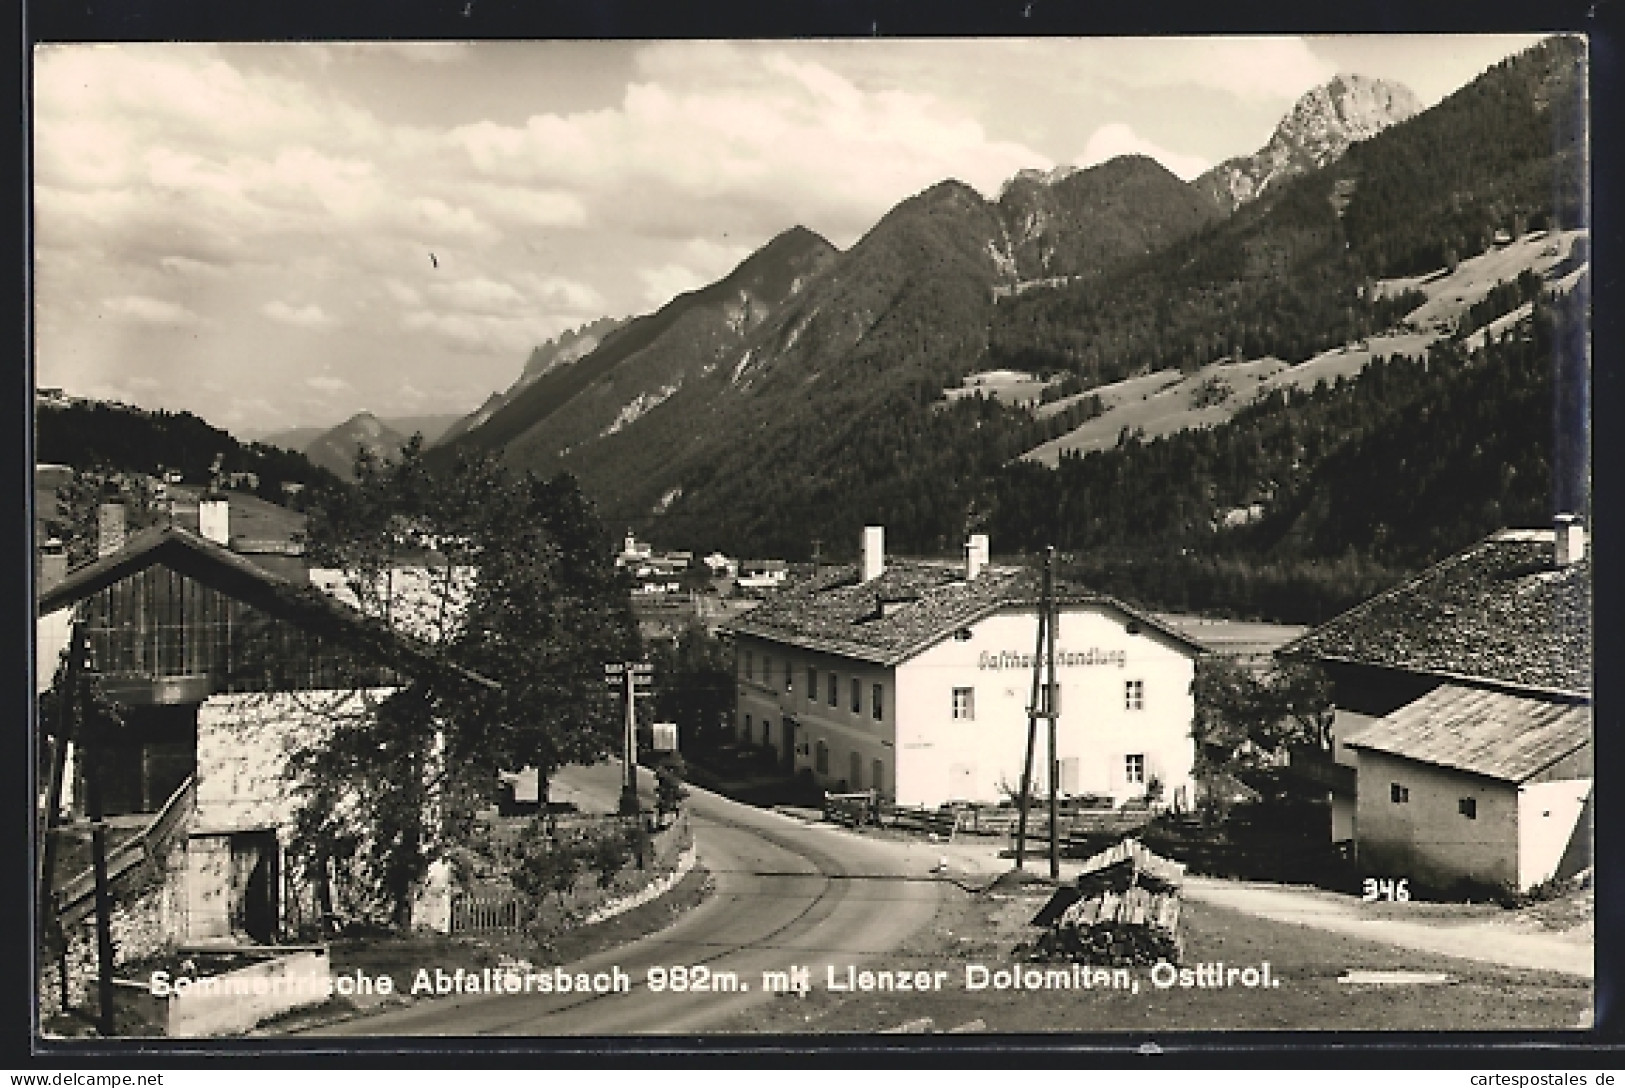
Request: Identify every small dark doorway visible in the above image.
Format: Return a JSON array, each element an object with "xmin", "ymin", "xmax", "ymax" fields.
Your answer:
[
  {"xmin": 230, "ymin": 831, "xmax": 280, "ymax": 944},
  {"xmin": 782, "ymin": 717, "xmax": 797, "ymax": 775}
]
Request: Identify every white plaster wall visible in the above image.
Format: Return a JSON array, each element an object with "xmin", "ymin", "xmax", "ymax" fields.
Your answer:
[
  {"xmin": 1518, "ymin": 778, "xmax": 1592, "ymax": 890},
  {"xmin": 1332, "ymin": 708, "xmax": 1380, "ymax": 768},
  {"xmin": 308, "ymin": 567, "xmax": 474, "ymax": 644},
  {"xmin": 1332, "ymin": 794, "xmax": 1357, "ymax": 842},
  {"xmin": 894, "ymin": 606, "xmax": 1197, "ymax": 807},
  {"xmin": 733, "ymin": 634, "xmax": 898, "ymax": 793},
  {"xmin": 37, "ymin": 608, "xmax": 73, "ymax": 693},
  {"xmin": 194, "ymin": 688, "xmax": 398, "ymax": 834},
  {"xmin": 1355, "ymin": 749, "xmax": 1519, "ymax": 889}
]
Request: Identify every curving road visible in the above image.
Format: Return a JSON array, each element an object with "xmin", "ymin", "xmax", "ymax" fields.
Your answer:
[{"xmin": 303, "ymin": 771, "xmax": 951, "ymax": 1036}]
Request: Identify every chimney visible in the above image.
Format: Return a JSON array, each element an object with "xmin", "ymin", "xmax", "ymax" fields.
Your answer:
[
  {"xmin": 199, "ymin": 498, "xmax": 231, "ymax": 546},
  {"xmin": 1555, "ymin": 513, "xmax": 1586, "ymax": 566},
  {"xmin": 965, "ymin": 533, "xmax": 990, "ymax": 581},
  {"xmin": 96, "ymin": 502, "xmax": 126, "ymax": 558},
  {"xmin": 861, "ymin": 525, "xmax": 885, "ymax": 582}
]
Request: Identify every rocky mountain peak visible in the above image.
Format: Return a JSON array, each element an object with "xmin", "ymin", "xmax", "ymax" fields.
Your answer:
[{"xmin": 1194, "ymin": 74, "xmax": 1422, "ymax": 214}]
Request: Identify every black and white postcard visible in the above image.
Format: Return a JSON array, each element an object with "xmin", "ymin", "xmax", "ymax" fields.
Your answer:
[{"xmin": 30, "ymin": 35, "xmax": 1593, "ymax": 1045}]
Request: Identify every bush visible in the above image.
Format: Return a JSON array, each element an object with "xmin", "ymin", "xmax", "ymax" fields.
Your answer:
[
  {"xmin": 655, "ymin": 755, "xmax": 690, "ymax": 817},
  {"xmin": 511, "ymin": 824, "xmax": 583, "ymax": 910},
  {"xmin": 587, "ymin": 825, "xmax": 637, "ymax": 889}
]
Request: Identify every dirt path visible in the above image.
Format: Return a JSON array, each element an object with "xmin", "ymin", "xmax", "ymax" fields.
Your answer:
[{"xmin": 1183, "ymin": 877, "xmax": 1592, "ymax": 978}]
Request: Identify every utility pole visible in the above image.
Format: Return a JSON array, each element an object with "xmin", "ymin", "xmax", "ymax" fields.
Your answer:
[
  {"xmin": 1014, "ymin": 556, "xmax": 1050, "ymax": 871},
  {"xmin": 38, "ymin": 618, "xmax": 86, "ymax": 1014},
  {"xmin": 80, "ymin": 669, "xmax": 117, "ymax": 1036},
  {"xmin": 1044, "ymin": 546, "xmax": 1060, "ymax": 882},
  {"xmin": 621, "ymin": 668, "xmax": 639, "ymax": 815}
]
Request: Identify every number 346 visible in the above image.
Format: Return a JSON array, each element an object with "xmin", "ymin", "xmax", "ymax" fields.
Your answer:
[{"xmin": 1363, "ymin": 877, "xmax": 1410, "ymax": 902}]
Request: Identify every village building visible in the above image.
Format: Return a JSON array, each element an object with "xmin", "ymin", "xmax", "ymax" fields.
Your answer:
[
  {"xmin": 36, "ymin": 512, "xmax": 490, "ymax": 1011},
  {"xmin": 723, "ymin": 527, "xmax": 1206, "ymax": 809},
  {"xmin": 736, "ymin": 558, "xmax": 789, "ymax": 592},
  {"xmin": 1282, "ymin": 518, "xmax": 1591, "ymax": 892}
]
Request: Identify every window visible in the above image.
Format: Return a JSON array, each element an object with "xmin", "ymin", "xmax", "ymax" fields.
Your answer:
[
  {"xmin": 1391, "ymin": 783, "xmax": 1410, "ymax": 804},
  {"xmin": 744, "ymin": 713, "xmax": 752, "ymax": 739},
  {"xmin": 1125, "ymin": 679, "xmax": 1145, "ymax": 711},
  {"xmin": 763, "ymin": 655, "xmax": 773, "ymax": 688},
  {"xmin": 815, "ymin": 740, "xmax": 829, "ymax": 775},
  {"xmin": 952, "ymin": 687, "xmax": 975, "ymax": 720},
  {"xmin": 763, "ymin": 720, "xmax": 771, "ymax": 746},
  {"xmin": 828, "ymin": 673, "xmax": 839, "ymax": 707},
  {"xmin": 851, "ymin": 677, "xmax": 861, "ymax": 713},
  {"xmin": 744, "ymin": 651, "xmax": 753, "ymax": 681},
  {"xmin": 849, "ymin": 751, "xmax": 862, "ymax": 790},
  {"xmin": 785, "ymin": 662, "xmax": 793, "ymax": 692},
  {"xmin": 807, "ymin": 667, "xmax": 817, "ymax": 702},
  {"xmin": 872, "ymin": 683, "xmax": 884, "ymax": 720},
  {"xmin": 1459, "ymin": 797, "xmax": 1477, "ymax": 819},
  {"xmin": 1125, "ymin": 754, "xmax": 1145, "ymax": 785}
]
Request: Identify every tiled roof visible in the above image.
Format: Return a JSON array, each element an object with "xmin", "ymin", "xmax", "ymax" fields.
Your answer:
[
  {"xmin": 1347, "ymin": 683, "xmax": 1590, "ymax": 782},
  {"xmin": 1283, "ymin": 529, "xmax": 1592, "ymax": 696},
  {"xmin": 723, "ymin": 560, "xmax": 1204, "ymax": 666}
]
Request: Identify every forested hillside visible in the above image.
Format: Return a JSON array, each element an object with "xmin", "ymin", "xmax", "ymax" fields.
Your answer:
[
  {"xmin": 35, "ymin": 398, "xmax": 343, "ymax": 505},
  {"xmin": 988, "ymin": 36, "xmax": 1585, "ymax": 385},
  {"xmin": 998, "ymin": 279, "xmax": 1589, "ymax": 623},
  {"xmin": 426, "ymin": 38, "xmax": 1587, "ymax": 625}
]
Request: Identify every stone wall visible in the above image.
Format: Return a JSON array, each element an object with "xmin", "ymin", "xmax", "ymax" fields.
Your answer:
[{"xmin": 41, "ymin": 872, "xmax": 174, "ymax": 1019}]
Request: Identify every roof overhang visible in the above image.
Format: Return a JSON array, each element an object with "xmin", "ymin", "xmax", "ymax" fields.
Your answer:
[
  {"xmin": 40, "ymin": 527, "xmax": 498, "ymax": 692},
  {"xmin": 725, "ymin": 593, "xmax": 1209, "ymax": 668}
]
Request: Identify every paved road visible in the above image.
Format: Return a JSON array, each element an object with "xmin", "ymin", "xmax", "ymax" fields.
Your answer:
[{"xmin": 304, "ymin": 771, "xmax": 950, "ymax": 1036}]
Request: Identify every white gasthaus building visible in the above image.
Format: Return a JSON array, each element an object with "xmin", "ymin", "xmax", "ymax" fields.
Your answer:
[{"xmin": 724, "ymin": 527, "xmax": 1205, "ymax": 809}]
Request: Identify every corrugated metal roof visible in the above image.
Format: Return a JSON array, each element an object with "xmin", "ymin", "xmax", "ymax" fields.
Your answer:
[{"xmin": 1346, "ymin": 683, "xmax": 1590, "ymax": 783}]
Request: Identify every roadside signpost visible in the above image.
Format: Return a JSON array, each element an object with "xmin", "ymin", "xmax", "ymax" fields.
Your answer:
[{"xmin": 605, "ymin": 662, "xmax": 653, "ymax": 817}]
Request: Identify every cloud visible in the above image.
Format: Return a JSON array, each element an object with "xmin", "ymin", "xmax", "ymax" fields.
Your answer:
[
  {"xmin": 159, "ymin": 255, "xmax": 227, "ymax": 278},
  {"xmin": 264, "ymin": 300, "xmax": 335, "ymax": 327},
  {"xmin": 444, "ymin": 46, "xmax": 1048, "ymax": 246},
  {"xmin": 1106, "ymin": 38, "xmax": 1340, "ymax": 102},
  {"xmin": 464, "ymin": 183, "xmax": 588, "ymax": 228},
  {"xmin": 402, "ymin": 308, "xmax": 580, "ymax": 356},
  {"xmin": 306, "ymin": 375, "xmax": 350, "ymax": 394},
  {"xmin": 512, "ymin": 271, "xmax": 604, "ymax": 312},
  {"xmin": 376, "ymin": 42, "xmax": 472, "ymax": 65},
  {"xmin": 428, "ymin": 277, "xmax": 529, "ymax": 315},
  {"xmin": 1076, "ymin": 124, "xmax": 1212, "ymax": 182},
  {"xmin": 384, "ymin": 278, "xmax": 423, "ymax": 306},
  {"xmin": 681, "ymin": 237, "xmax": 753, "ymax": 278},
  {"xmin": 638, "ymin": 264, "xmax": 709, "ymax": 308},
  {"xmin": 101, "ymin": 294, "xmax": 206, "ymax": 326}
]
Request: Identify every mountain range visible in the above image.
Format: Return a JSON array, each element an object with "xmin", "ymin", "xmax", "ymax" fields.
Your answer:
[
  {"xmin": 1192, "ymin": 74, "xmax": 1423, "ymax": 213},
  {"xmin": 261, "ymin": 412, "xmax": 464, "ymax": 465},
  {"xmin": 429, "ymin": 44, "xmax": 1588, "ymax": 561},
  {"xmin": 54, "ymin": 38, "xmax": 1586, "ymax": 624}
]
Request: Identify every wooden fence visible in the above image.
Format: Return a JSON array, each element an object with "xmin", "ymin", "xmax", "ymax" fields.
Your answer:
[
  {"xmin": 821, "ymin": 792, "xmax": 1157, "ymax": 845},
  {"xmin": 451, "ymin": 810, "xmax": 694, "ymax": 934},
  {"xmin": 451, "ymin": 890, "xmax": 528, "ymax": 934}
]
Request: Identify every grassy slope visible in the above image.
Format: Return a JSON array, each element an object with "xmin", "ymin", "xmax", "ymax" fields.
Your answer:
[{"xmin": 1023, "ymin": 228, "xmax": 1586, "ymax": 466}]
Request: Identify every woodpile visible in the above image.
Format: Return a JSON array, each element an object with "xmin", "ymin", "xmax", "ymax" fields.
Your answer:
[{"xmin": 1025, "ymin": 838, "xmax": 1186, "ymax": 967}]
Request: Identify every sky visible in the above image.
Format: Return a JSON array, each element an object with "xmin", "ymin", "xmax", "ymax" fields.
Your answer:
[{"xmin": 32, "ymin": 35, "xmax": 1550, "ymax": 438}]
